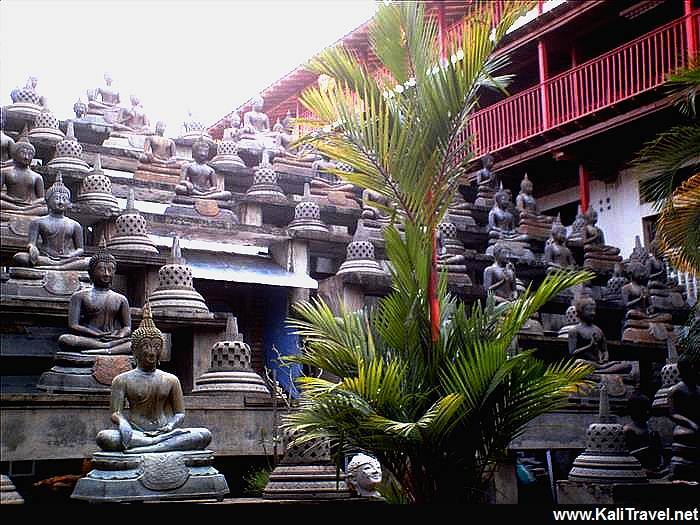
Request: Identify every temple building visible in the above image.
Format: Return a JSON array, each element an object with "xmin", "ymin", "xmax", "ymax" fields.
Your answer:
[{"xmin": 1, "ymin": 0, "xmax": 698, "ymax": 504}]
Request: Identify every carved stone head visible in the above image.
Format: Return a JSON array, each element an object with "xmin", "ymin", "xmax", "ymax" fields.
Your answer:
[{"xmin": 346, "ymin": 453, "xmax": 382, "ymax": 498}]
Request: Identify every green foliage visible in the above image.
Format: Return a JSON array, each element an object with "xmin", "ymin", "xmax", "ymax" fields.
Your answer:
[
  {"xmin": 633, "ymin": 62, "xmax": 700, "ymax": 273},
  {"xmin": 243, "ymin": 467, "xmax": 271, "ymax": 497},
  {"xmin": 282, "ymin": 2, "xmax": 594, "ymax": 503}
]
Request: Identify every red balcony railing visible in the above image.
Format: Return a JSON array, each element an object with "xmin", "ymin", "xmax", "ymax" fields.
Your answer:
[{"xmin": 465, "ymin": 12, "xmax": 699, "ymax": 158}]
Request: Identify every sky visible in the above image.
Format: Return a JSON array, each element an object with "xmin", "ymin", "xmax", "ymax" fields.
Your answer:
[{"xmin": 0, "ymin": 0, "xmax": 377, "ymax": 136}]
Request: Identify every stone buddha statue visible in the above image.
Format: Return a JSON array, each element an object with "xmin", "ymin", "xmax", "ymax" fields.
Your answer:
[
  {"xmin": 88, "ymin": 72, "xmax": 121, "ymax": 117},
  {"xmin": 516, "ymin": 173, "xmax": 553, "ymax": 240},
  {"xmin": 222, "ymin": 112, "xmax": 242, "ymax": 142},
  {"xmin": 361, "ymin": 188, "xmax": 393, "ymax": 222},
  {"xmin": 175, "ymin": 138, "xmax": 231, "ymax": 201},
  {"xmin": 12, "ymin": 174, "xmax": 89, "ymax": 270},
  {"xmin": 568, "ymin": 204, "xmax": 586, "ymax": 244},
  {"xmin": 242, "ymin": 95, "xmax": 271, "ymax": 135},
  {"xmin": 568, "ymin": 295, "xmax": 632, "ymax": 375},
  {"xmin": 58, "ymin": 249, "xmax": 131, "ymax": 355},
  {"xmin": 582, "ymin": 207, "xmax": 622, "ymax": 272},
  {"xmin": 346, "ymin": 453, "xmax": 383, "ymax": 499},
  {"xmin": 237, "ymin": 95, "xmax": 283, "ymax": 165},
  {"xmin": 1, "ymin": 130, "xmax": 48, "ymax": 216},
  {"xmin": 135, "ymin": 121, "xmax": 181, "ymax": 181},
  {"xmin": 666, "ymin": 352, "xmax": 700, "ymax": 481},
  {"xmin": 485, "ymin": 186, "xmax": 534, "ymax": 262},
  {"xmin": 544, "ymin": 218, "xmax": 576, "ymax": 272},
  {"xmin": 10, "ymin": 76, "xmax": 43, "ymax": 105},
  {"xmin": 621, "ymin": 261, "xmax": 673, "ymax": 344},
  {"xmin": 645, "ymin": 239, "xmax": 686, "ymax": 310},
  {"xmin": 474, "ymin": 154, "xmax": 498, "ymax": 207},
  {"xmin": 96, "ymin": 304, "xmax": 212, "ymax": 454},
  {"xmin": 483, "ymin": 244, "xmax": 517, "ymax": 304},
  {"xmin": 120, "ymin": 95, "xmax": 151, "ymax": 134},
  {"xmin": 623, "ymin": 393, "xmax": 663, "ymax": 476}
]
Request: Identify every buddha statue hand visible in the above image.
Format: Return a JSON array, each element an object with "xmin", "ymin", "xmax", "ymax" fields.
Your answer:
[{"xmin": 28, "ymin": 244, "xmax": 40, "ymax": 265}]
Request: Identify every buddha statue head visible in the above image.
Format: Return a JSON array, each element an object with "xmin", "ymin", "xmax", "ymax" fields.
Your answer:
[
  {"xmin": 574, "ymin": 294, "xmax": 597, "ymax": 324},
  {"xmin": 551, "ymin": 222, "xmax": 567, "ymax": 245},
  {"xmin": 45, "ymin": 173, "xmax": 71, "ymax": 211},
  {"xmin": 493, "ymin": 243, "xmax": 511, "ymax": 265},
  {"xmin": 494, "ymin": 185, "xmax": 510, "ymax": 210},
  {"xmin": 627, "ymin": 261, "xmax": 649, "ymax": 286},
  {"xmin": 346, "ymin": 453, "xmax": 382, "ymax": 498},
  {"xmin": 12, "ymin": 129, "xmax": 36, "ymax": 167},
  {"xmin": 192, "ymin": 137, "xmax": 210, "ymax": 162},
  {"xmin": 131, "ymin": 303, "xmax": 165, "ymax": 369},
  {"xmin": 155, "ymin": 121, "xmax": 166, "ymax": 137},
  {"xmin": 88, "ymin": 248, "xmax": 117, "ymax": 289},
  {"xmin": 252, "ymin": 95, "xmax": 264, "ymax": 112},
  {"xmin": 520, "ymin": 173, "xmax": 533, "ymax": 194}
]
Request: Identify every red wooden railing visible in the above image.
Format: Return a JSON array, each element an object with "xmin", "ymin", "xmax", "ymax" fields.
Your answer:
[{"xmin": 465, "ymin": 12, "xmax": 699, "ymax": 158}]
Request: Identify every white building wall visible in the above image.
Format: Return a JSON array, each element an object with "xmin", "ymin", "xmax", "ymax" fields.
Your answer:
[{"xmin": 538, "ymin": 168, "xmax": 657, "ymax": 258}]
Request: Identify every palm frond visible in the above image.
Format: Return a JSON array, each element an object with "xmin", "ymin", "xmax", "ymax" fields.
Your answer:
[{"xmin": 656, "ymin": 172, "xmax": 700, "ymax": 273}]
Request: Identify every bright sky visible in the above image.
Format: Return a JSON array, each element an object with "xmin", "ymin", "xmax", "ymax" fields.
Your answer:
[{"xmin": 0, "ymin": 0, "xmax": 377, "ymax": 136}]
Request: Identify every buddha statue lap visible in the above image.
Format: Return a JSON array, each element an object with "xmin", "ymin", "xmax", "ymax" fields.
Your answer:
[
  {"xmin": 71, "ymin": 305, "xmax": 228, "ymax": 502},
  {"xmin": 544, "ymin": 217, "xmax": 576, "ymax": 273},
  {"xmin": 516, "ymin": 173, "xmax": 553, "ymax": 241},
  {"xmin": 621, "ymin": 262, "xmax": 673, "ymax": 344},
  {"xmin": 1, "ymin": 130, "xmax": 48, "ymax": 218},
  {"xmin": 582, "ymin": 207, "xmax": 622, "ymax": 273},
  {"xmin": 485, "ymin": 186, "xmax": 534, "ymax": 263},
  {"xmin": 474, "ymin": 154, "xmax": 497, "ymax": 207},
  {"xmin": 57, "ymin": 249, "xmax": 131, "ymax": 355},
  {"xmin": 12, "ymin": 174, "xmax": 89, "ymax": 271}
]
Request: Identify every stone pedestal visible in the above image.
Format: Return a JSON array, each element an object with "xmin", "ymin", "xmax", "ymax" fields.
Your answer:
[
  {"xmin": 165, "ymin": 198, "xmax": 239, "ymax": 224},
  {"xmin": 37, "ymin": 353, "xmax": 133, "ymax": 393},
  {"xmin": 0, "ymin": 475, "xmax": 23, "ymax": 504},
  {"xmin": 263, "ymin": 438, "xmax": 351, "ymax": 501},
  {"xmin": 71, "ymin": 450, "xmax": 228, "ymax": 503},
  {"xmin": 2, "ymin": 268, "xmax": 89, "ymax": 300}
]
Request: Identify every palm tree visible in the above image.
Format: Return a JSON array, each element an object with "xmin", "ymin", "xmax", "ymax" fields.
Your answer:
[
  {"xmin": 634, "ymin": 63, "xmax": 700, "ymax": 274},
  {"xmin": 282, "ymin": 2, "xmax": 593, "ymax": 503}
]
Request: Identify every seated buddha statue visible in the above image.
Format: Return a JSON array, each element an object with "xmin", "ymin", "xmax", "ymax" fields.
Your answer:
[
  {"xmin": 582, "ymin": 207, "xmax": 622, "ymax": 272},
  {"xmin": 623, "ymin": 393, "xmax": 664, "ymax": 475},
  {"xmin": 474, "ymin": 154, "xmax": 498, "ymax": 207},
  {"xmin": 87, "ymin": 73, "xmax": 122, "ymax": 118},
  {"xmin": 237, "ymin": 95, "xmax": 283, "ymax": 164},
  {"xmin": 58, "ymin": 249, "xmax": 131, "ymax": 355},
  {"xmin": 646, "ymin": 239, "xmax": 685, "ymax": 310},
  {"xmin": 175, "ymin": 138, "xmax": 231, "ymax": 201},
  {"xmin": 516, "ymin": 173, "xmax": 553, "ymax": 240},
  {"xmin": 1, "ymin": 131, "xmax": 48, "ymax": 216},
  {"xmin": 485, "ymin": 186, "xmax": 533, "ymax": 261},
  {"xmin": 544, "ymin": 219, "xmax": 576, "ymax": 273},
  {"xmin": 483, "ymin": 244, "xmax": 517, "ymax": 304},
  {"xmin": 12, "ymin": 174, "xmax": 89, "ymax": 271},
  {"xmin": 568, "ymin": 295, "xmax": 632, "ymax": 375},
  {"xmin": 567, "ymin": 204, "xmax": 586, "ymax": 244},
  {"xmin": 222, "ymin": 112, "xmax": 243, "ymax": 142},
  {"xmin": 135, "ymin": 121, "xmax": 181, "ymax": 179},
  {"xmin": 119, "ymin": 95, "xmax": 151, "ymax": 134},
  {"xmin": 96, "ymin": 304, "xmax": 212, "ymax": 454},
  {"xmin": 621, "ymin": 261, "xmax": 673, "ymax": 343}
]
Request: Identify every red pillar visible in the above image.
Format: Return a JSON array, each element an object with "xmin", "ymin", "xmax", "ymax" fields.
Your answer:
[
  {"xmin": 538, "ymin": 38, "xmax": 550, "ymax": 128},
  {"xmin": 579, "ymin": 164, "xmax": 590, "ymax": 212},
  {"xmin": 437, "ymin": 2, "xmax": 447, "ymax": 61},
  {"xmin": 685, "ymin": 0, "xmax": 697, "ymax": 61}
]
